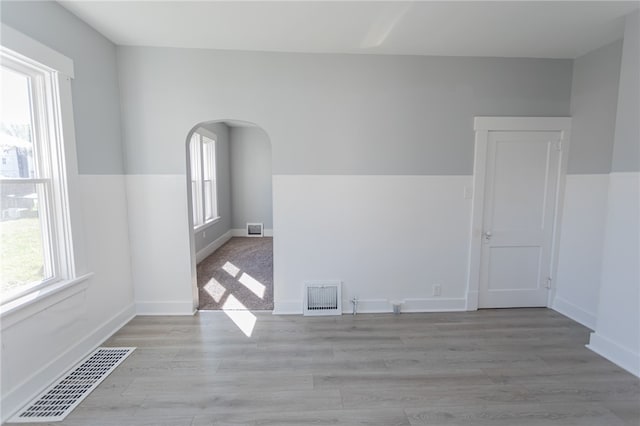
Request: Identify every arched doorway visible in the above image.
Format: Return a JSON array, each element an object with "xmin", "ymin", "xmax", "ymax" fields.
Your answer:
[{"xmin": 185, "ymin": 119, "xmax": 273, "ymax": 313}]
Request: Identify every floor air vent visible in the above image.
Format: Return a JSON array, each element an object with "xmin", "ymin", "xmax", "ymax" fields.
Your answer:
[
  {"xmin": 303, "ymin": 282, "xmax": 342, "ymax": 316},
  {"xmin": 9, "ymin": 347, "xmax": 135, "ymax": 423}
]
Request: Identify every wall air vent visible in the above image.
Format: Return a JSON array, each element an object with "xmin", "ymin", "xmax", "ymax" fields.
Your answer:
[
  {"xmin": 246, "ymin": 222, "xmax": 264, "ymax": 237},
  {"xmin": 303, "ymin": 281, "xmax": 342, "ymax": 316}
]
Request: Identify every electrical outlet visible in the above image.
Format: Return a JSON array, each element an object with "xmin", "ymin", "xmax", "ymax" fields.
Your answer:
[
  {"xmin": 464, "ymin": 186, "xmax": 473, "ymax": 199},
  {"xmin": 433, "ymin": 284, "xmax": 442, "ymax": 297}
]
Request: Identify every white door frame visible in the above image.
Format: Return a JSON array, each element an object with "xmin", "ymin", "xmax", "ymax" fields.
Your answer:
[{"xmin": 465, "ymin": 117, "xmax": 572, "ymax": 310}]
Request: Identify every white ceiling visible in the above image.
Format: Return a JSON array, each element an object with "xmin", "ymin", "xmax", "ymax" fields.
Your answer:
[{"xmin": 59, "ymin": 1, "xmax": 639, "ymax": 59}]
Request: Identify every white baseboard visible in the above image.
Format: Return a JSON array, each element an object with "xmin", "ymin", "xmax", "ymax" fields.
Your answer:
[
  {"xmin": 350, "ymin": 298, "xmax": 466, "ymax": 313},
  {"xmin": 465, "ymin": 291, "xmax": 479, "ymax": 310},
  {"xmin": 231, "ymin": 228, "xmax": 273, "ymax": 237},
  {"xmin": 401, "ymin": 297, "xmax": 467, "ymax": 312},
  {"xmin": 195, "ymin": 230, "xmax": 232, "ymax": 264},
  {"xmin": 273, "ymin": 297, "xmax": 467, "ymax": 315},
  {"xmin": 135, "ymin": 301, "xmax": 196, "ymax": 316},
  {"xmin": 1, "ymin": 303, "xmax": 136, "ymax": 423},
  {"xmin": 587, "ymin": 332, "xmax": 640, "ymax": 377},
  {"xmin": 272, "ymin": 300, "xmax": 300, "ymax": 315},
  {"xmin": 344, "ymin": 299, "xmax": 390, "ymax": 314},
  {"xmin": 552, "ymin": 296, "xmax": 597, "ymax": 330}
]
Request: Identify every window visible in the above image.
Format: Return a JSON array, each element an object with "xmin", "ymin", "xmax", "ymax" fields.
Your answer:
[
  {"xmin": 190, "ymin": 131, "xmax": 218, "ymax": 228},
  {"xmin": 1, "ymin": 46, "xmax": 74, "ymax": 304}
]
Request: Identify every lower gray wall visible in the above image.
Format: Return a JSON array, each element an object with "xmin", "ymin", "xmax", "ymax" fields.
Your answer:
[
  {"xmin": 193, "ymin": 122, "xmax": 231, "ymax": 253},
  {"xmin": 230, "ymin": 126, "xmax": 273, "ymax": 229}
]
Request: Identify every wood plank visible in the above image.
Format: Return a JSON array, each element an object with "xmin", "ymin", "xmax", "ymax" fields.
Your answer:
[{"xmin": 14, "ymin": 308, "xmax": 638, "ymax": 426}]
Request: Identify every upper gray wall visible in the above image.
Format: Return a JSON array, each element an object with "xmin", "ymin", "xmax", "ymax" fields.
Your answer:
[
  {"xmin": 193, "ymin": 122, "xmax": 231, "ymax": 253},
  {"xmin": 1, "ymin": 1, "xmax": 125, "ymax": 175},
  {"xmin": 568, "ymin": 40, "xmax": 623, "ymax": 174},
  {"xmin": 230, "ymin": 126, "xmax": 272, "ymax": 229},
  {"xmin": 117, "ymin": 47, "xmax": 572, "ymax": 176},
  {"xmin": 612, "ymin": 11, "xmax": 640, "ymax": 173}
]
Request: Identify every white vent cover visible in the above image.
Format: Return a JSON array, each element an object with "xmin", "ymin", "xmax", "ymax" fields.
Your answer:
[
  {"xmin": 246, "ymin": 222, "xmax": 263, "ymax": 237},
  {"xmin": 9, "ymin": 347, "xmax": 135, "ymax": 423},
  {"xmin": 303, "ymin": 281, "xmax": 342, "ymax": 316}
]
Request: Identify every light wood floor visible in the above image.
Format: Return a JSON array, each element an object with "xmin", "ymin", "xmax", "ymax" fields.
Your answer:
[{"xmin": 16, "ymin": 309, "xmax": 640, "ymax": 426}]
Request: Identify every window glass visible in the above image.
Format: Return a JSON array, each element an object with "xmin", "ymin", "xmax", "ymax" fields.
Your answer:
[
  {"xmin": 190, "ymin": 132, "xmax": 218, "ymax": 228},
  {"xmin": 1, "ymin": 61, "xmax": 57, "ymax": 301}
]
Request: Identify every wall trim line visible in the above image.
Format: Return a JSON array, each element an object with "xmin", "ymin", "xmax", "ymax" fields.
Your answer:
[
  {"xmin": 231, "ymin": 228, "xmax": 273, "ymax": 237},
  {"xmin": 587, "ymin": 332, "xmax": 640, "ymax": 377},
  {"xmin": 474, "ymin": 116, "xmax": 572, "ymax": 131},
  {"xmin": 551, "ymin": 296, "xmax": 597, "ymax": 330},
  {"xmin": 608, "ymin": 171, "xmax": 640, "ymax": 177},
  {"xmin": 195, "ymin": 230, "xmax": 232, "ymax": 264},
  {"xmin": 273, "ymin": 297, "xmax": 466, "ymax": 315},
  {"xmin": 135, "ymin": 301, "xmax": 195, "ymax": 316}
]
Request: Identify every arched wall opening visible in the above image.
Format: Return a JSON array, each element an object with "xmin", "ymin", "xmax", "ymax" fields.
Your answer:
[{"xmin": 185, "ymin": 119, "xmax": 274, "ymax": 312}]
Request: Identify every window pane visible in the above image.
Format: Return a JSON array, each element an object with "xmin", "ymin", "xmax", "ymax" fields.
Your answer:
[
  {"xmin": 201, "ymin": 137, "xmax": 216, "ymax": 221},
  {"xmin": 202, "ymin": 137, "xmax": 215, "ymax": 181},
  {"xmin": 211, "ymin": 180, "xmax": 218, "ymax": 218},
  {"xmin": 1, "ymin": 66, "xmax": 36, "ymax": 179},
  {"xmin": 204, "ymin": 180, "xmax": 212, "ymax": 220},
  {"xmin": 189, "ymin": 134, "xmax": 199, "ymax": 181},
  {"xmin": 1, "ymin": 182, "xmax": 51, "ymax": 299},
  {"xmin": 191, "ymin": 180, "xmax": 198, "ymax": 224}
]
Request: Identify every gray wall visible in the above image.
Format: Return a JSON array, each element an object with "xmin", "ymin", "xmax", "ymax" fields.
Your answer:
[
  {"xmin": 116, "ymin": 47, "xmax": 573, "ymax": 176},
  {"xmin": 230, "ymin": 126, "xmax": 272, "ymax": 229},
  {"xmin": 1, "ymin": 1, "xmax": 125, "ymax": 174},
  {"xmin": 193, "ymin": 122, "xmax": 232, "ymax": 252},
  {"xmin": 568, "ymin": 40, "xmax": 623, "ymax": 174},
  {"xmin": 612, "ymin": 11, "xmax": 640, "ymax": 172}
]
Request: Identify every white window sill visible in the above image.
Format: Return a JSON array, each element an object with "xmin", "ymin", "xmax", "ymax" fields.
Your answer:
[
  {"xmin": 194, "ymin": 216, "xmax": 221, "ymax": 233},
  {"xmin": 1, "ymin": 273, "xmax": 94, "ymax": 330}
]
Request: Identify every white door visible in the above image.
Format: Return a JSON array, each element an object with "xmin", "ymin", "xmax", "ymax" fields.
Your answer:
[{"xmin": 478, "ymin": 131, "xmax": 561, "ymax": 308}]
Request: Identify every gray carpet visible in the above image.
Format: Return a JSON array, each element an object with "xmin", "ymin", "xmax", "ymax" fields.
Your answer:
[{"xmin": 197, "ymin": 237, "xmax": 273, "ymax": 310}]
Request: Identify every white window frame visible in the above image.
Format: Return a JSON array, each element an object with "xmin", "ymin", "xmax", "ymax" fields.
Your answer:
[
  {"xmin": 1, "ymin": 25, "xmax": 89, "ymax": 313},
  {"xmin": 190, "ymin": 129, "xmax": 219, "ymax": 230}
]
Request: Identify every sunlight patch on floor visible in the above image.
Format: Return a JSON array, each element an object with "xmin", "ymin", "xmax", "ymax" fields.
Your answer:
[
  {"xmin": 222, "ymin": 261, "xmax": 240, "ymax": 278},
  {"xmin": 204, "ymin": 277, "xmax": 226, "ymax": 303},
  {"xmin": 238, "ymin": 272, "xmax": 266, "ymax": 299},
  {"xmin": 222, "ymin": 294, "xmax": 257, "ymax": 337}
]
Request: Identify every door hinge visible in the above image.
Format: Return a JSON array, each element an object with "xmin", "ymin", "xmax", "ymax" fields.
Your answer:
[
  {"xmin": 545, "ymin": 277, "xmax": 552, "ymax": 289},
  {"xmin": 554, "ymin": 140, "xmax": 563, "ymax": 152}
]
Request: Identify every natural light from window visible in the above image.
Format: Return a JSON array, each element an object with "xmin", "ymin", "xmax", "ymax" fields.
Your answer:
[
  {"xmin": 1, "ymin": 65, "xmax": 49, "ymax": 301},
  {"xmin": 238, "ymin": 272, "xmax": 265, "ymax": 299},
  {"xmin": 222, "ymin": 294, "xmax": 257, "ymax": 337},
  {"xmin": 0, "ymin": 46, "xmax": 74, "ymax": 305},
  {"xmin": 190, "ymin": 131, "xmax": 218, "ymax": 229},
  {"xmin": 222, "ymin": 261, "xmax": 240, "ymax": 278},
  {"xmin": 203, "ymin": 277, "xmax": 227, "ymax": 303}
]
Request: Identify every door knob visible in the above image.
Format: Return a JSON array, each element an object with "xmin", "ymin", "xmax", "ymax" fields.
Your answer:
[{"xmin": 483, "ymin": 231, "xmax": 492, "ymax": 241}]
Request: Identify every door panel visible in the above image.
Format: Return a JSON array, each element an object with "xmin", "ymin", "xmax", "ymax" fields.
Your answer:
[
  {"xmin": 487, "ymin": 246, "xmax": 542, "ymax": 291},
  {"xmin": 491, "ymin": 139, "xmax": 550, "ymax": 231},
  {"xmin": 478, "ymin": 131, "xmax": 560, "ymax": 308}
]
